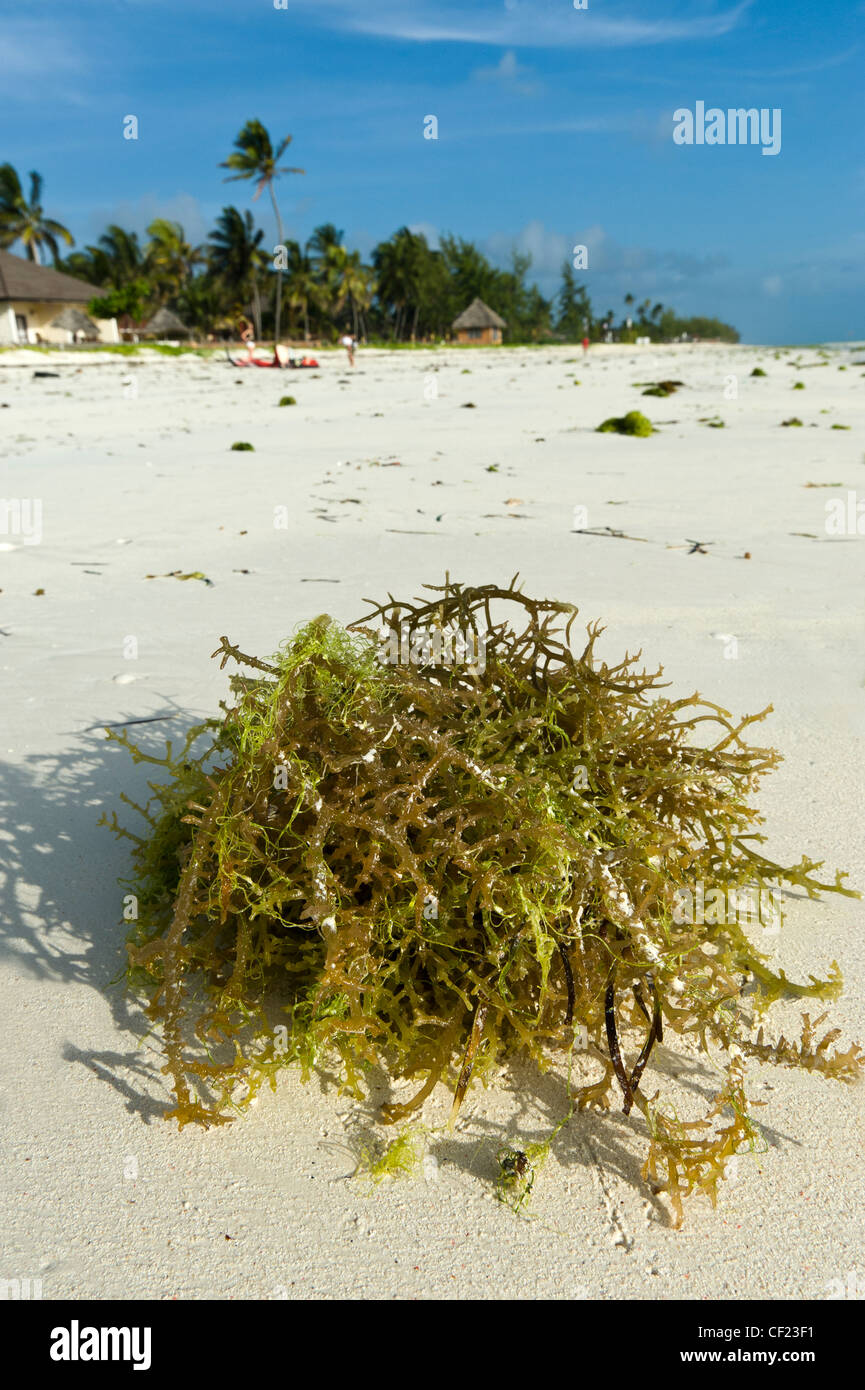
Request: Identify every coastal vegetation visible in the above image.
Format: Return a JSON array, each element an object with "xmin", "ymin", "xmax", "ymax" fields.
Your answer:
[{"xmin": 0, "ymin": 129, "xmax": 739, "ymax": 345}]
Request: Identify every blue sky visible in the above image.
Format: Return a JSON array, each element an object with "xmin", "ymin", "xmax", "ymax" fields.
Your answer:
[{"xmin": 1, "ymin": 0, "xmax": 863, "ymax": 342}]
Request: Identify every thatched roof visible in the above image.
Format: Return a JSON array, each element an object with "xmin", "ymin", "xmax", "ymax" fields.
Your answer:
[
  {"xmin": 50, "ymin": 306, "xmax": 100, "ymax": 337},
  {"xmin": 452, "ymin": 297, "xmax": 506, "ymax": 330},
  {"xmin": 0, "ymin": 249, "xmax": 101, "ymax": 303},
  {"xmin": 141, "ymin": 307, "xmax": 190, "ymax": 338}
]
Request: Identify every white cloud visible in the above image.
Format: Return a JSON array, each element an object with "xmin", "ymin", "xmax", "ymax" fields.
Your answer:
[
  {"xmin": 0, "ymin": 25, "xmax": 86, "ymax": 78},
  {"xmin": 275, "ymin": 0, "xmax": 754, "ymax": 49},
  {"xmin": 481, "ymin": 220, "xmax": 729, "ymax": 283},
  {"xmin": 472, "ymin": 50, "xmax": 539, "ymax": 95},
  {"xmin": 407, "ymin": 221, "xmax": 441, "ymax": 248},
  {"xmin": 84, "ymin": 194, "xmax": 211, "ymax": 246}
]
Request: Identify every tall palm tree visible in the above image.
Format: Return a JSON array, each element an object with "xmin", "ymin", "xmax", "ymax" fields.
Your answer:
[
  {"xmin": 220, "ymin": 120, "xmax": 304, "ymax": 343},
  {"xmin": 0, "ymin": 164, "xmax": 74, "ymax": 264},
  {"xmin": 208, "ymin": 206, "xmax": 266, "ymax": 338}
]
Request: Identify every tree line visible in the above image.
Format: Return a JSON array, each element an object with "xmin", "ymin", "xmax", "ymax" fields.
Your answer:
[{"xmin": 0, "ymin": 121, "xmax": 739, "ymax": 344}]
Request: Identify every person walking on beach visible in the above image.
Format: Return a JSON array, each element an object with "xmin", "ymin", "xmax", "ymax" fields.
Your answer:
[
  {"xmin": 340, "ymin": 331, "xmax": 356, "ymax": 367},
  {"xmin": 581, "ymin": 335, "xmax": 590, "ymax": 355}
]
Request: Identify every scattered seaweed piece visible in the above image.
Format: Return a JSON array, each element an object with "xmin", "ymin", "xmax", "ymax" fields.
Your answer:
[
  {"xmin": 145, "ymin": 570, "xmax": 214, "ymax": 587},
  {"xmin": 597, "ymin": 411, "xmax": 654, "ymax": 437},
  {"xmin": 781, "ymin": 418, "xmax": 803, "ymax": 427},
  {"xmin": 230, "ymin": 441, "xmax": 255, "ymax": 451},
  {"xmin": 278, "ymin": 396, "xmax": 297, "ymax": 407},
  {"xmin": 641, "ymin": 380, "xmax": 684, "ymax": 398},
  {"xmin": 751, "ymin": 367, "xmax": 767, "ymax": 377},
  {"xmin": 106, "ymin": 577, "xmax": 862, "ymax": 1223}
]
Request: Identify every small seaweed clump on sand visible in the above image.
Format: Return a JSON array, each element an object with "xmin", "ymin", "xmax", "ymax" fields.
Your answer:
[
  {"xmin": 597, "ymin": 410, "xmax": 654, "ymax": 436},
  {"xmin": 641, "ymin": 380, "xmax": 683, "ymax": 398},
  {"xmin": 105, "ymin": 578, "xmax": 862, "ymax": 1225}
]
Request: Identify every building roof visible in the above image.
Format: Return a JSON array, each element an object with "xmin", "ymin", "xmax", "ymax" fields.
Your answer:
[
  {"xmin": 0, "ymin": 249, "xmax": 101, "ymax": 304},
  {"xmin": 452, "ymin": 297, "xmax": 507, "ymax": 330},
  {"xmin": 141, "ymin": 306, "xmax": 190, "ymax": 337}
]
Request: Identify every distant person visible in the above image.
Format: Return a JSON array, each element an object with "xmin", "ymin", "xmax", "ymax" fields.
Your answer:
[
  {"xmin": 581, "ymin": 335, "xmax": 590, "ymax": 354},
  {"xmin": 340, "ymin": 331, "xmax": 356, "ymax": 367}
]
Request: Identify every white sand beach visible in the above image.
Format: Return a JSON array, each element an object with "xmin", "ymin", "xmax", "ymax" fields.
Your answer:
[{"xmin": 1, "ymin": 341, "xmax": 863, "ymax": 1300}]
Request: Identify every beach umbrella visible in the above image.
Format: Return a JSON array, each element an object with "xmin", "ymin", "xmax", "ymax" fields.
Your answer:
[
  {"xmin": 50, "ymin": 306, "xmax": 99, "ymax": 339},
  {"xmin": 141, "ymin": 306, "xmax": 191, "ymax": 338}
]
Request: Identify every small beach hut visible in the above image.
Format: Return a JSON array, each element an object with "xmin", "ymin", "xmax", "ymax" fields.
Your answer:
[
  {"xmin": 50, "ymin": 306, "xmax": 100, "ymax": 343},
  {"xmin": 452, "ymin": 297, "xmax": 506, "ymax": 345},
  {"xmin": 141, "ymin": 307, "xmax": 191, "ymax": 341}
]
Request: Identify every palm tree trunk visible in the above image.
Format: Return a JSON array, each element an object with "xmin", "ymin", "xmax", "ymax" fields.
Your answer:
[
  {"xmin": 252, "ymin": 278, "xmax": 262, "ymax": 340},
  {"xmin": 269, "ymin": 183, "xmax": 284, "ymax": 344},
  {"xmin": 411, "ymin": 303, "xmax": 419, "ymax": 342}
]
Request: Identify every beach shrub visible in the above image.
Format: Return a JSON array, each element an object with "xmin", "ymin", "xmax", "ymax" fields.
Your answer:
[
  {"xmin": 279, "ymin": 396, "xmax": 297, "ymax": 407},
  {"xmin": 597, "ymin": 411, "xmax": 654, "ymax": 437},
  {"xmin": 105, "ymin": 579, "xmax": 862, "ymax": 1225},
  {"xmin": 230, "ymin": 441, "xmax": 255, "ymax": 451}
]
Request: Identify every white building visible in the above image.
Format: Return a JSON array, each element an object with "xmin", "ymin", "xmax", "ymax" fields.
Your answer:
[{"xmin": 0, "ymin": 249, "xmax": 118, "ymax": 345}]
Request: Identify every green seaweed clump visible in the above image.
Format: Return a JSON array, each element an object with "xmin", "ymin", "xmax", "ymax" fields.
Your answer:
[
  {"xmin": 597, "ymin": 411, "xmax": 654, "ymax": 437},
  {"xmin": 751, "ymin": 367, "xmax": 767, "ymax": 378},
  {"xmin": 641, "ymin": 380, "xmax": 683, "ymax": 398},
  {"xmin": 279, "ymin": 396, "xmax": 297, "ymax": 407},
  {"xmin": 106, "ymin": 578, "xmax": 862, "ymax": 1225},
  {"xmin": 781, "ymin": 417, "xmax": 803, "ymax": 428},
  {"xmin": 230, "ymin": 441, "xmax": 255, "ymax": 451}
]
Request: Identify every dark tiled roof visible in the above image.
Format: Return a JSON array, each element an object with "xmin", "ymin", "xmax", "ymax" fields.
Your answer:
[{"xmin": 0, "ymin": 249, "xmax": 101, "ymax": 303}]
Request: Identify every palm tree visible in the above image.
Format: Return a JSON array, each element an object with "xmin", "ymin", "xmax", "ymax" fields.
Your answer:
[
  {"xmin": 282, "ymin": 242, "xmax": 321, "ymax": 341},
  {"xmin": 307, "ymin": 223, "xmax": 345, "ymax": 269},
  {"xmin": 208, "ymin": 206, "xmax": 266, "ymax": 338},
  {"xmin": 91, "ymin": 225, "xmax": 145, "ymax": 287},
  {"xmin": 220, "ymin": 120, "xmax": 304, "ymax": 343},
  {"xmin": 145, "ymin": 219, "xmax": 204, "ymax": 300},
  {"xmin": 373, "ymin": 228, "xmax": 427, "ymax": 340},
  {"xmin": 0, "ymin": 164, "xmax": 74, "ymax": 264}
]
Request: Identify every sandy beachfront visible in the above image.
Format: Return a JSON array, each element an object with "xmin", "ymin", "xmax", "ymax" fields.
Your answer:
[{"xmin": 1, "ymin": 340, "xmax": 863, "ymax": 1300}]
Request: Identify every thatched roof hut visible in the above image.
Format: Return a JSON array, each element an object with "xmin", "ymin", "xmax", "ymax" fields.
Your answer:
[
  {"xmin": 452, "ymin": 297, "xmax": 506, "ymax": 344},
  {"xmin": 50, "ymin": 306, "xmax": 100, "ymax": 340},
  {"xmin": 141, "ymin": 307, "xmax": 190, "ymax": 339}
]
